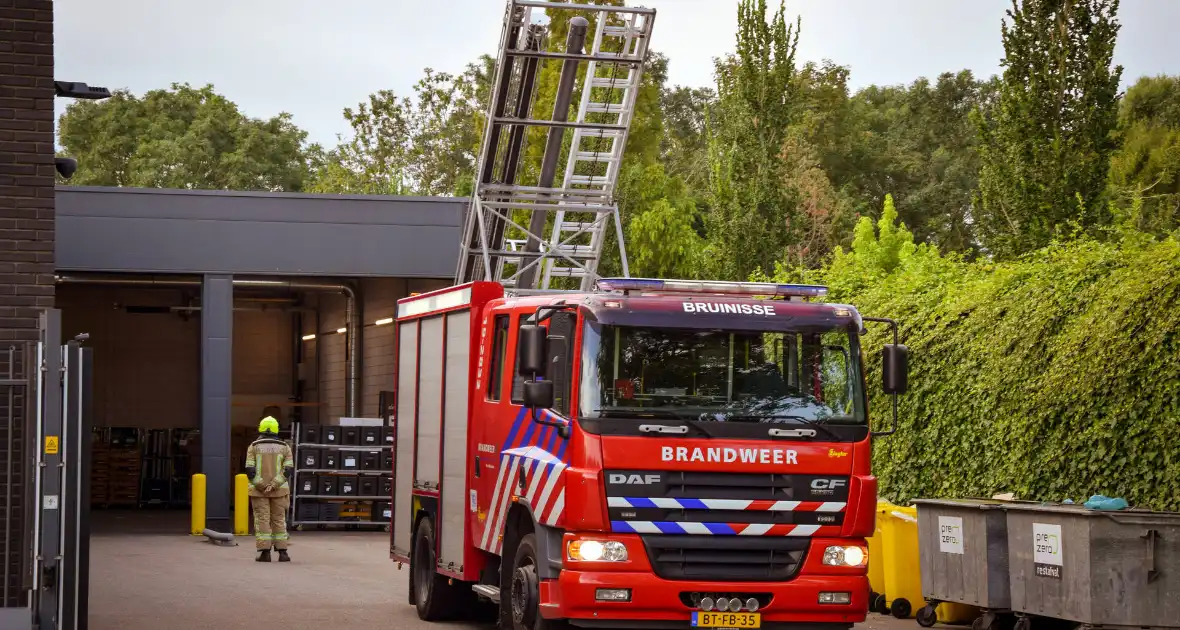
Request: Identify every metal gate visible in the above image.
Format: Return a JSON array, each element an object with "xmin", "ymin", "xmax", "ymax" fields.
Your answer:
[{"xmin": 0, "ymin": 310, "xmax": 93, "ymax": 630}]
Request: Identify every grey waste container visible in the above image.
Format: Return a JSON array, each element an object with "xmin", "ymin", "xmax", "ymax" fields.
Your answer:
[
  {"xmin": 914, "ymin": 499, "xmax": 1012, "ymax": 613},
  {"xmin": 1005, "ymin": 502, "xmax": 1180, "ymax": 628}
]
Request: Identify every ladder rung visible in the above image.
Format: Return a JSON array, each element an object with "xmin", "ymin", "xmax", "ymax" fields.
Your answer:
[
  {"xmin": 478, "ymin": 184, "xmax": 612, "ymax": 198},
  {"xmin": 586, "ymin": 103, "xmax": 627, "ymax": 114},
  {"xmin": 574, "ymin": 128, "xmax": 625, "ymax": 139},
  {"xmin": 505, "ymin": 50, "xmax": 642, "ymax": 65},
  {"xmin": 569, "ymin": 175, "xmax": 612, "ymax": 186},
  {"xmin": 479, "ymin": 200, "xmax": 615, "ymax": 213},
  {"xmin": 546, "ymin": 267, "xmax": 588, "ymax": 278},
  {"xmin": 574, "ymin": 151, "xmax": 620, "ymax": 162},
  {"xmin": 492, "ymin": 117, "xmax": 626, "ymax": 131},
  {"xmin": 559, "ymin": 221, "xmax": 601, "ymax": 232},
  {"xmin": 553, "ymin": 245, "xmax": 596, "ymax": 256},
  {"xmin": 590, "ymin": 76, "xmax": 633, "ymax": 88}
]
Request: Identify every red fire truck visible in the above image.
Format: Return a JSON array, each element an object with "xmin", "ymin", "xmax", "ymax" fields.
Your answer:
[{"xmin": 390, "ymin": 277, "xmax": 909, "ymax": 630}]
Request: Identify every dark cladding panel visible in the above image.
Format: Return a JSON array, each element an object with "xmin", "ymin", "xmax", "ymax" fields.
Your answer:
[
  {"xmin": 56, "ymin": 188, "xmax": 465, "ymax": 278},
  {"xmin": 201, "ymin": 275, "xmax": 233, "ymax": 528}
]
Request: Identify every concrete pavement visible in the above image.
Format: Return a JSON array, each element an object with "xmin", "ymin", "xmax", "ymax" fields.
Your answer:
[{"xmin": 89, "ymin": 524, "xmax": 922, "ymax": 630}]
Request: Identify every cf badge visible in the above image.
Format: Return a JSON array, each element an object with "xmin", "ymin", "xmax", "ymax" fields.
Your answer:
[{"xmin": 810, "ymin": 478, "xmax": 847, "ymax": 496}]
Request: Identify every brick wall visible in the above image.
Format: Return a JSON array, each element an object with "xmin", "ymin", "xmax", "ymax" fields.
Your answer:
[
  {"xmin": 0, "ymin": 0, "xmax": 53, "ymax": 608},
  {"xmin": 0, "ymin": 0, "xmax": 55, "ymax": 342}
]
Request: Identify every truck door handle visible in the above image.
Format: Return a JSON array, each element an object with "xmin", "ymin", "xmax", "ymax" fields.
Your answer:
[
  {"xmin": 474, "ymin": 456, "xmax": 480, "ymax": 478},
  {"xmin": 639, "ymin": 424, "xmax": 688, "ymax": 434},
  {"xmin": 769, "ymin": 428, "xmax": 816, "ymax": 438}
]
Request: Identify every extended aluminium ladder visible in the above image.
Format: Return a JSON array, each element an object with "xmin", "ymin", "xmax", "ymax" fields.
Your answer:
[{"xmin": 455, "ymin": 0, "xmax": 656, "ymax": 291}]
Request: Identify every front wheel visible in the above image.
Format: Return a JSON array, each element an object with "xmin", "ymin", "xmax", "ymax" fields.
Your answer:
[
  {"xmin": 509, "ymin": 533, "xmax": 569, "ymax": 630},
  {"xmin": 916, "ymin": 604, "xmax": 938, "ymax": 627},
  {"xmin": 413, "ymin": 518, "xmax": 460, "ymax": 620}
]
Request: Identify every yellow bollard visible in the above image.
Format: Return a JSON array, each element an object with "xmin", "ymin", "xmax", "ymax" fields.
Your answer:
[
  {"xmin": 190, "ymin": 474, "xmax": 206, "ymax": 535},
  {"xmin": 234, "ymin": 474, "xmax": 250, "ymax": 536}
]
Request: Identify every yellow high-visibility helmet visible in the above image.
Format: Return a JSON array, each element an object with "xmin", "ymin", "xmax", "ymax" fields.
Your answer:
[{"xmin": 259, "ymin": 416, "xmax": 280, "ymax": 434}]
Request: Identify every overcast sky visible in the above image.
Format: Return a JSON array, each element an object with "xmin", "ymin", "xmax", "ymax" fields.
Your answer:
[{"xmin": 54, "ymin": 0, "xmax": 1180, "ymax": 147}]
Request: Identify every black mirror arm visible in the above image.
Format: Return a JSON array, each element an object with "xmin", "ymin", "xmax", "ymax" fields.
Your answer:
[
  {"xmin": 529, "ymin": 407, "xmax": 571, "ymax": 439},
  {"xmin": 533, "ymin": 303, "xmax": 576, "ymax": 325},
  {"xmin": 863, "ymin": 316, "xmax": 900, "ymax": 438}
]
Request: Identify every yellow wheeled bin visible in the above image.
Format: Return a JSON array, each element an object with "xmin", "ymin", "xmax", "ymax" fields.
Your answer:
[
  {"xmin": 866, "ymin": 501, "xmax": 889, "ymax": 612},
  {"xmin": 880, "ymin": 504, "xmax": 923, "ymax": 617},
  {"xmin": 878, "ymin": 504, "xmax": 978, "ymax": 623}
]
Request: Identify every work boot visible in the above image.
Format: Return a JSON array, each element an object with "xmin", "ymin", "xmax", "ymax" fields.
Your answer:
[
  {"xmin": 277, "ymin": 550, "xmax": 291, "ymax": 563},
  {"xmin": 256, "ymin": 549, "xmax": 271, "ymax": 562}
]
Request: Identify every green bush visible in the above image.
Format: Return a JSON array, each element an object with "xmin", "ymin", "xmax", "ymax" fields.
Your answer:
[{"xmin": 767, "ymin": 199, "xmax": 1180, "ymax": 509}]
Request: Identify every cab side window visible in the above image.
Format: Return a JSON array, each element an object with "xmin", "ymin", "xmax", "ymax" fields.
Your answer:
[
  {"xmin": 486, "ymin": 315, "xmax": 509, "ymax": 401},
  {"xmin": 510, "ymin": 314, "xmax": 534, "ymax": 404}
]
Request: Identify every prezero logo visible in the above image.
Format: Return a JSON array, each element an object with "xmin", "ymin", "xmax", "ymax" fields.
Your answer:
[{"xmin": 609, "ymin": 473, "xmax": 661, "ymax": 485}]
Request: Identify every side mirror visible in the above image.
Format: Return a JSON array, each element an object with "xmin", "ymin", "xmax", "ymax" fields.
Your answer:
[
  {"xmin": 523, "ymin": 380, "xmax": 555, "ymax": 409},
  {"xmin": 882, "ymin": 344, "xmax": 909, "ymax": 395},
  {"xmin": 516, "ymin": 325, "xmax": 547, "ymax": 376}
]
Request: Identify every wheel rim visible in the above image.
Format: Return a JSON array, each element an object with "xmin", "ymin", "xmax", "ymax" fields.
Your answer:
[
  {"xmin": 510, "ymin": 559, "xmax": 537, "ymax": 628},
  {"xmin": 414, "ymin": 531, "xmax": 433, "ymax": 605}
]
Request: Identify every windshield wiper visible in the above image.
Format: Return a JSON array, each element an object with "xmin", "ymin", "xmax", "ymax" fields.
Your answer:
[
  {"xmin": 725, "ymin": 414, "xmax": 844, "ymax": 441},
  {"xmin": 593, "ymin": 407, "xmax": 718, "ymax": 438}
]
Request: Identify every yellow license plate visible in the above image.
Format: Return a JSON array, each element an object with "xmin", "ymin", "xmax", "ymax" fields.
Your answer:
[{"xmin": 691, "ymin": 612, "xmax": 761, "ymax": 628}]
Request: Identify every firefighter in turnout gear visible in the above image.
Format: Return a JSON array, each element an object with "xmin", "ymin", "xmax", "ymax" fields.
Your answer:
[{"xmin": 245, "ymin": 416, "xmax": 294, "ymax": 562}]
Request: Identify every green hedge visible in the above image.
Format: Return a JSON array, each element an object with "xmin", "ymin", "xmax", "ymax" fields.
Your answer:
[{"xmin": 768, "ymin": 204, "xmax": 1180, "ymax": 509}]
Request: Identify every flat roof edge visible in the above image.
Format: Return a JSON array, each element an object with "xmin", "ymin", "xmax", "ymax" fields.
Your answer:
[{"xmin": 56, "ymin": 185, "xmax": 471, "ymax": 204}]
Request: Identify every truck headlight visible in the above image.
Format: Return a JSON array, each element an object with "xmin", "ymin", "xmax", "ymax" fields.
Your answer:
[
  {"xmin": 568, "ymin": 539, "xmax": 628, "ymax": 562},
  {"xmin": 822, "ymin": 545, "xmax": 867, "ymax": 567}
]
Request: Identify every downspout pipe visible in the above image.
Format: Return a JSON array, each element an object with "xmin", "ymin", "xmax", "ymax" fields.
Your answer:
[
  {"xmin": 54, "ymin": 273, "xmax": 363, "ymax": 418},
  {"xmin": 233, "ymin": 279, "xmax": 361, "ymax": 418}
]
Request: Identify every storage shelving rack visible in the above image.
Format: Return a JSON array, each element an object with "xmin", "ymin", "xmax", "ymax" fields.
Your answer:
[{"xmin": 289, "ymin": 417, "xmax": 392, "ymax": 530}]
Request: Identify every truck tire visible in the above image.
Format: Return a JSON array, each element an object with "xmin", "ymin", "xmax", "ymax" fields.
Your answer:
[
  {"xmin": 509, "ymin": 533, "xmax": 569, "ymax": 630},
  {"xmin": 413, "ymin": 518, "xmax": 459, "ymax": 620}
]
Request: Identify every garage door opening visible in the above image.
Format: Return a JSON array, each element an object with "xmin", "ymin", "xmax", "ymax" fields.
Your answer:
[{"xmin": 56, "ymin": 278, "xmax": 336, "ymax": 535}]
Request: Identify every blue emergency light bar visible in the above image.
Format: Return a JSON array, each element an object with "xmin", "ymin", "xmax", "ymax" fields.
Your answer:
[{"xmin": 595, "ymin": 278, "xmax": 828, "ymax": 299}]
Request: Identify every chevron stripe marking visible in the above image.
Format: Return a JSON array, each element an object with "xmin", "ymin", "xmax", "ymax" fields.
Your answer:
[
  {"xmin": 608, "ymin": 521, "xmax": 838, "ymax": 536},
  {"xmin": 607, "ymin": 498, "xmax": 845, "ymax": 512}
]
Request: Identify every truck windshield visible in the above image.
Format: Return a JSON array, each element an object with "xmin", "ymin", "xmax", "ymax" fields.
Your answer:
[{"xmin": 578, "ymin": 323, "xmax": 865, "ymax": 425}]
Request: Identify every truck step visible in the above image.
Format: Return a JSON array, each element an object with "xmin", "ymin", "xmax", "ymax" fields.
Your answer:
[{"xmin": 472, "ymin": 584, "xmax": 500, "ymax": 601}]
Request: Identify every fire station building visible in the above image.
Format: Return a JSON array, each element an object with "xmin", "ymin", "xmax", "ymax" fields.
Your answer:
[{"xmin": 53, "ymin": 186, "xmax": 462, "ymax": 528}]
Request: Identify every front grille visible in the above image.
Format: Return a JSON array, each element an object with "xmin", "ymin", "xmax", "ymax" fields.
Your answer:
[
  {"xmin": 605, "ymin": 470, "xmax": 850, "ymax": 502},
  {"xmin": 664, "ymin": 471, "xmax": 797, "ymax": 500},
  {"xmin": 642, "ymin": 535, "xmax": 808, "ymax": 582}
]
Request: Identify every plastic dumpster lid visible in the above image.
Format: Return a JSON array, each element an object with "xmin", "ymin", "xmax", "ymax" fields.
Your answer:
[
  {"xmin": 1000, "ymin": 501, "xmax": 1180, "ymax": 522},
  {"xmin": 911, "ymin": 498, "xmax": 1012, "ymax": 510}
]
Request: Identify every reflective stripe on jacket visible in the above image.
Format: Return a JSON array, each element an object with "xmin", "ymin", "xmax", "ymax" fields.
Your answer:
[{"xmin": 245, "ymin": 437, "xmax": 293, "ymax": 497}]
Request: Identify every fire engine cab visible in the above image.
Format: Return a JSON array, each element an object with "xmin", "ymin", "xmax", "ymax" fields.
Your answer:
[{"xmin": 390, "ymin": 278, "xmax": 909, "ymax": 630}]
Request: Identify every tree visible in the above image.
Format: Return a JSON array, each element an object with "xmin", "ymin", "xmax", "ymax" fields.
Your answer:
[
  {"xmin": 1108, "ymin": 75, "xmax": 1180, "ymax": 234},
  {"xmin": 659, "ymin": 84, "xmax": 716, "ymax": 190},
  {"xmin": 310, "ymin": 57, "xmax": 493, "ymax": 196},
  {"xmin": 707, "ymin": 0, "xmax": 803, "ymax": 279},
  {"xmin": 835, "ymin": 71, "xmax": 996, "ymax": 254},
  {"xmin": 974, "ymin": 0, "xmax": 1123, "ymax": 258},
  {"xmin": 57, "ymin": 83, "xmax": 313, "ymax": 191}
]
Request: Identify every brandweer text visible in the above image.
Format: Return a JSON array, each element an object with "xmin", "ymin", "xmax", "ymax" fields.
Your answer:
[{"xmin": 662, "ymin": 446, "xmax": 799, "ymax": 465}]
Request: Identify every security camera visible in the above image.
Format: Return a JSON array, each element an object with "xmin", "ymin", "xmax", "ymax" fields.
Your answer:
[{"xmin": 55, "ymin": 157, "xmax": 77, "ymax": 179}]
